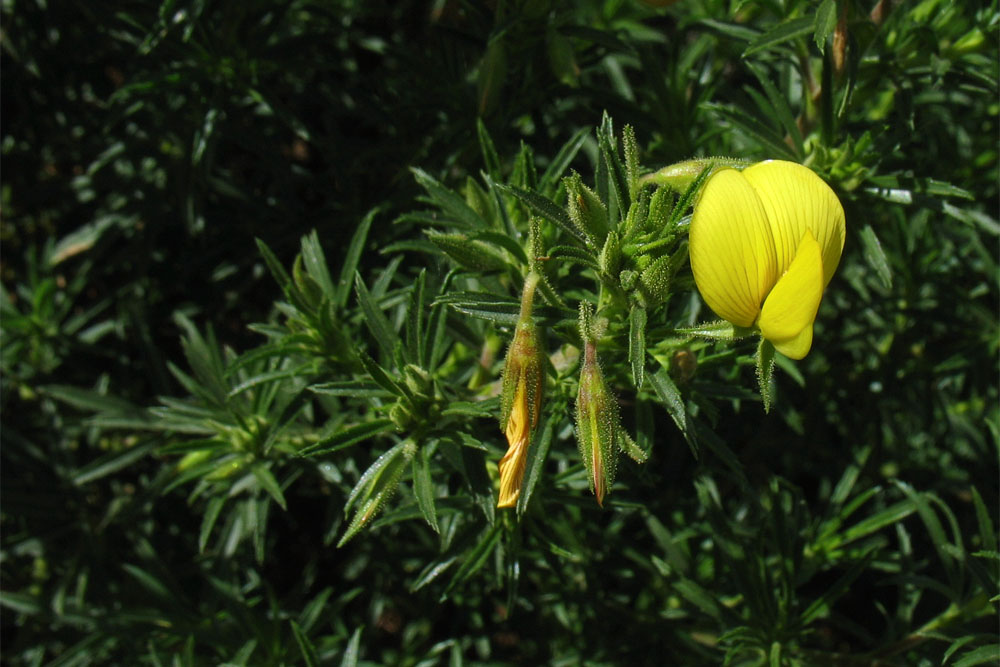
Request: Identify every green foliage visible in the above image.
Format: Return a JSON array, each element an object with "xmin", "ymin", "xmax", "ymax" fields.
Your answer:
[{"xmin": 3, "ymin": 0, "xmax": 997, "ymax": 665}]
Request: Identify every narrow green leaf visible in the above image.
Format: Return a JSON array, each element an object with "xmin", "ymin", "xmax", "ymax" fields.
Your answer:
[
  {"xmin": 256, "ymin": 264, "xmax": 310, "ymax": 328},
  {"xmin": 629, "ymin": 305, "xmax": 647, "ymax": 389},
  {"xmin": 227, "ymin": 366, "xmax": 310, "ymax": 399},
  {"xmin": 440, "ymin": 524, "xmax": 502, "ymax": 601},
  {"xmin": 747, "ymin": 62, "xmax": 804, "ymax": 157},
  {"xmin": 412, "ymin": 448, "xmax": 440, "ymax": 533},
  {"xmin": 841, "ymin": 498, "xmax": 917, "ymax": 544},
  {"xmin": 814, "ymin": 0, "xmax": 837, "ymax": 53},
  {"xmin": 769, "ymin": 642, "xmax": 782, "ymax": 667},
  {"xmin": 517, "ymin": 414, "xmax": 555, "ymax": 517},
  {"xmin": 484, "ymin": 175, "xmax": 518, "ymax": 238},
  {"xmin": 230, "ymin": 639, "xmax": 258, "ymax": 665},
  {"xmin": 953, "ymin": 645, "xmax": 1000, "ymax": 667},
  {"xmin": 829, "ymin": 447, "xmax": 870, "ymax": 508},
  {"xmin": 255, "ymin": 237, "xmax": 295, "ymax": 302},
  {"xmin": 742, "ymin": 16, "xmax": 814, "ymax": 57},
  {"xmin": 300, "ymin": 418, "xmax": 396, "ymax": 458},
  {"xmin": 476, "ymin": 118, "xmax": 502, "ymax": 181},
  {"xmin": 511, "ymin": 141, "xmax": 538, "ymax": 190},
  {"xmin": 971, "ymin": 486, "xmax": 997, "ymax": 551},
  {"xmin": 893, "ymin": 482, "xmax": 956, "ymax": 580},
  {"xmin": 647, "ymin": 368, "xmax": 697, "ymax": 455},
  {"xmin": 0, "ymin": 591, "xmax": 42, "ymax": 615},
  {"xmin": 673, "ymin": 577, "xmax": 723, "ymax": 622},
  {"xmin": 121, "ymin": 564, "xmax": 171, "ymax": 600},
  {"xmin": 174, "ymin": 313, "xmax": 229, "ymax": 405},
  {"xmin": 944, "ymin": 636, "xmax": 981, "ymax": 665},
  {"xmin": 471, "ymin": 230, "xmax": 529, "ymax": 267},
  {"xmin": 308, "ymin": 381, "xmax": 394, "ymax": 398},
  {"xmin": 42, "ymin": 384, "xmax": 146, "ymax": 416},
  {"xmin": 252, "ymin": 495, "xmax": 267, "ymax": 566},
  {"xmin": 540, "ymin": 126, "xmax": 590, "ymax": 197},
  {"xmin": 406, "ymin": 270, "xmax": 427, "ymax": 367},
  {"xmin": 42, "ymin": 633, "xmax": 106, "ymax": 667},
  {"xmin": 337, "ymin": 209, "xmax": 377, "ymax": 309},
  {"xmin": 699, "ymin": 18, "xmax": 760, "ymax": 42},
  {"xmin": 448, "ymin": 304, "xmax": 518, "ymax": 326},
  {"xmin": 860, "ymin": 224, "xmax": 893, "ymax": 289},
  {"xmin": 295, "ymin": 590, "xmax": 334, "ymax": 637},
  {"xmin": 705, "ymin": 104, "xmax": 798, "ymax": 160},
  {"xmin": 410, "ymin": 556, "xmax": 459, "ymax": 592},
  {"xmin": 354, "ymin": 272, "xmax": 400, "ymax": 359},
  {"xmin": 339, "ymin": 441, "xmax": 416, "ymax": 546},
  {"xmin": 71, "ymin": 442, "xmax": 155, "ymax": 486},
  {"xmin": 546, "ymin": 244, "xmax": 600, "ymax": 271},
  {"xmin": 290, "ymin": 620, "xmax": 319, "ymax": 667},
  {"xmin": 424, "ymin": 270, "xmax": 456, "ymax": 372},
  {"xmin": 598, "ymin": 117, "xmax": 630, "ymax": 217},
  {"xmin": 411, "ymin": 167, "xmax": 487, "ymax": 230},
  {"xmin": 425, "ymin": 230, "xmax": 512, "ymax": 272},
  {"xmin": 497, "ymin": 184, "xmax": 586, "ymax": 244},
  {"xmin": 435, "ymin": 292, "xmax": 522, "ymax": 325},
  {"xmin": 441, "ymin": 402, "xmax": 496, "ymax": 419},
  {"xmin": 252, "ymin": 464, "xmax": 288, "ymax": 511},
  {"xmin": 339, "ymin": 627, "xmax": 362, "ymax": 667},
  {"xmin": 199, "ymin": 496, "xmax": 225, "ymax": 553},
  {"xmin": 300, "ymin": 230, "xmax": 336, "ymax": 299},
  {"xmin": 451, "ymin": 432, "xmax": 488, "ymax": 451}
]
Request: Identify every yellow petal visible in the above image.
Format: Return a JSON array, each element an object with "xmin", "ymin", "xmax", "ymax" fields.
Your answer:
[
  {"xmin": 690, "ymin": 168, "xmax": 778, "ymax": 327},
  {"xmin": 742, "ymin": 160, "xmax": 846, "ymax": 287},
  {"xmin": 498, "ymin": 376, "xmax": 530, "ymax": 508},
  {"xmin": 758, "ymin": 230, "xmax": 824, "ymax": 359}
]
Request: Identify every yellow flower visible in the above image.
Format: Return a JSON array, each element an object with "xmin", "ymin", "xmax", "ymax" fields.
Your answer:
[{"xmin": 689, "ymin": 160, "xmax": 846, "ymax": 359}]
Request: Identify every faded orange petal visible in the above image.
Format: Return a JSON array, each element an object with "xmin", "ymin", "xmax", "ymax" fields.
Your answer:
[{"xmin": 498, "ymin": 376, "xmax": 530, "ymax": 508}]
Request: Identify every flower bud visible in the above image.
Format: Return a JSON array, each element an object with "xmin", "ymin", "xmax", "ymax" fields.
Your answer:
[
  {"xmin": 641, "ymin": 157, "xmax": 751, "ymax": 192},
  {"xmin": 575, "ymin": 340, "xmax": 621, "ymax": 506},
  {"xmin": 639, "ymin": 254, "xmax": 672, "ymax": 304},
  {"xmin": 497, "ymin": 274, "xmax": 544, "ymax": 508},
  {"xmin": 599, "ymin": 231, "xmax": 622, "ymax": 277},
  {"xmin": 565, "ymin": 172, "xmax": 609, "ymax": 246}
]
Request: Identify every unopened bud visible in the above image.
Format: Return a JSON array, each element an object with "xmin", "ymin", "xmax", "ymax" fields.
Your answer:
[
  {"xmin": 565, "ymin": 172, "xmax": 609, "ymax": 246},
  {"xmin": 575, "ymin": 340, "xmax": 621, "ymax": 506},
  {"xmin": 497, "ymin": 273, "xmax": 545, "ymax": 508},
  {"xmin": 600, "ymin": 231, "xmax": 622, "ymax": 276},
  {"xmin": 639, "ymin": 254, "xmax": 672, "ymax": 304},
  {"xmin": 641, "ymin": 157, "xmax": 751, "ymax": 192}
]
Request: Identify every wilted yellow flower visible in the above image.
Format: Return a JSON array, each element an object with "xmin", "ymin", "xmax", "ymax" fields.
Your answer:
[
  {"xmin": 498, "ymin": 375, "xmax": 531, "ymax": 508},
  {"xmin": 497, "ymin": 273, "xmax": 544, "ymax": 508},
  {"xmin": 689, "ymin": 160, "xmax": 846, "ymax": 359}
]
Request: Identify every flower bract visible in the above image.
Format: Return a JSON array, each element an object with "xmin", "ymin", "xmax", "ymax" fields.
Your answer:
[{"xmin": 689, "ymin": 160, "xmax": 846, "ymax": 359}]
